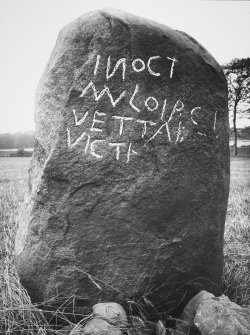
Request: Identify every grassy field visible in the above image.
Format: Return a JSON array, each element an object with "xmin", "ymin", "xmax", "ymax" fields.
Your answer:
[
  {"xmin": 0, "ymin": 152, "xmax": 249, "ymax": 333},
  {"xmin": 223, "ymin": 154, "xmax": 250, "ymax": 306},
  {"xmin": 0, "ymin": 158, "xmax": 48, "ymax": 334},
  {"xmin": 0, "ymin": 157, "xmax": 30, "ymax": 252}
]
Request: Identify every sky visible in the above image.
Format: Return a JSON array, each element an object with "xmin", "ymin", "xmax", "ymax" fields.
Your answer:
[{"xmin": 0, "ymin": 0, "xmax": 250, "ymax": 133}]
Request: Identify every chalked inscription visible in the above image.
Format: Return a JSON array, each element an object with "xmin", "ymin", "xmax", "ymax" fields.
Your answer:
[{"xmin": 67, "ymin": 55, "xmax": 218, "ymax": 162}]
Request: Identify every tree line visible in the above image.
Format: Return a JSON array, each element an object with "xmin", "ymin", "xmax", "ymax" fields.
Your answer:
[
  {"xmin": 223, "ymin": 58, "xmax": 250, "ymax": 156},
  {"xmin": 0, "ymin": 131, "xmax": 34, "ymax": 149}
]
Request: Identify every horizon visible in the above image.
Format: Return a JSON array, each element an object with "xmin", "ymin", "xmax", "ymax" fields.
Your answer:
[{"xmin": 1, "ymin": 0, "xmax": 250, "ymax": 133}]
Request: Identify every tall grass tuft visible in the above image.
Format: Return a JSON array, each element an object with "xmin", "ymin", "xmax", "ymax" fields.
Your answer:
[
  {"xmin": 0, "ymin": 159, "xmax": 97, "ymax": 334},
  {"xmin": 223, "ymin": 157, "xmax": 250, "ymax": 306},
  {"xmin": 0, "ymin": 159, "xmax": 50, "ymax": 334}
]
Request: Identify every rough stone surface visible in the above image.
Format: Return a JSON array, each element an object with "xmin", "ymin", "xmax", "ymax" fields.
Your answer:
[
  {"xmin": 93, "ymin": 302, "xmax": 127, "ymax": 326},
  {"xmin": 56, "ymin": 324, "xmax": 84, "ymax": 335},
  {"xmin": 128, "ymin": 316, "xmax": 147, "ymax": 335},
  {"xmin": 84, "ymin": 318, "xmax": 122, "ymax": 335},
  {"xmin": 177, "ymin": 290, "xmax": 215, "ymax": 334},
  {"xmin": 15, "ymin": 8, "xmax": 230, "ymax": 313},
  {"xmin": 156, "ymin": 320, "xmax": 166, "ymax": 335},
  {"xmin": 194, "ymin": 295, "xmax": 250, "ymax": 335}
]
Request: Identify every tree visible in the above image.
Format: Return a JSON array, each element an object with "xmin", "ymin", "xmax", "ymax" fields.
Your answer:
[
  {"xmin": 10, "ymin": 148, "xmax": 32, "ymax": 157},
  {"xmin": 223, "ymin": 58, "xmax": 250, "ymax": 156}
]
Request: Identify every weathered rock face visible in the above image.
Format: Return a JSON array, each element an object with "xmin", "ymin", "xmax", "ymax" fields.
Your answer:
[
  {"xmin": 15, "ymin": 8, "xmax": 230, "ymax": 313},
  {"xmin": 177, "ymin": 290, "xmax": 215, "ymax": 334},
  {"xmin": 194, "ymin": 295, "xmax": 250, "ymax": 335}
]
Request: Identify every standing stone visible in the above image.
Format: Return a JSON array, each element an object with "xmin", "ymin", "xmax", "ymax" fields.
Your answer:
[{"xmin": 15, "ymin": 8, "xmax": 230, "ymax": 315}]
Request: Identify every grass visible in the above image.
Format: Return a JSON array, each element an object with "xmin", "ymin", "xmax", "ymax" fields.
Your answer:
[
  {"xmin": 0, "ymin": 150, "xmax": 249, "ymax": 334},
  {"xmin": 222, "ymin": 154, "xmax": 250, "ymax": 306},
  {"xmin": 0, "ymin": 158, "xmax": 91, "ymax": 334},
  {"xmin": 0, "ymin": 158, "xmax": 49, "ymax": 334}
]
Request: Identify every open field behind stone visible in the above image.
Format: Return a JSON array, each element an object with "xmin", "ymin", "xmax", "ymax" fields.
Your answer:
[
  {"xmin": 223, "ymin": 150, "xmax": 250, "ymax": 306},
  {"xmin": 0, "ymin": 157, "xmax": 30, "ymax": 251}
]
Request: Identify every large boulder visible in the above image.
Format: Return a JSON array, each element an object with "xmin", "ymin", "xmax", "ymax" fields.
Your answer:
[{"xmin": 15, "ymin": 8, "xmax": 230, "ymax": 314}]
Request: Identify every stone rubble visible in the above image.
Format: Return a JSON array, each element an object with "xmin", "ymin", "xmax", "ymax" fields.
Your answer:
[{"xmin": 177, "ymin": 291, "xmax": 250, "ymax": 335}]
